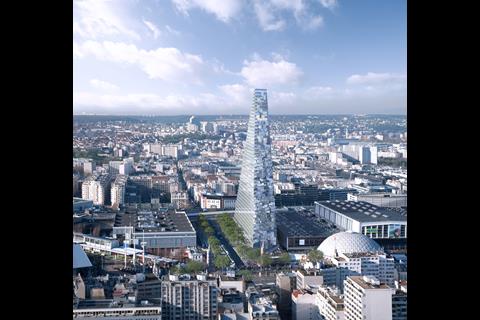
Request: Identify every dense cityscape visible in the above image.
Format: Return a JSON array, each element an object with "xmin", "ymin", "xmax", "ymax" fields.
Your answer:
[
  {"xmin": 73, "ymin": 90, "xmax": 407, "ymax": 320},
  {"xmin": 72, "ymin": 1, "xmax": 406, "ymax": 318}
]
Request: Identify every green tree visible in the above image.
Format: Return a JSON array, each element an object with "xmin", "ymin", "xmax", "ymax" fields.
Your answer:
[
  {"xmin": 279, "ymin": 252, "xmax": 291, "ymax": 265},
  {"xmin": 237, "ymin": 245, "xmax": 249, "ymax": 258},
  {"xmin": 246, "ymin": 248, "xmax": 261, "ymax": 261},
  {"xmin": 170, "ymin": 265, "xmax": 182, "ymax": 275},
  {"xmin": 238, "ymin": 270, "xmax": 253, "ymax": 281},
  {"xmin": 307, "ymin": 249, "xmax": 324, "ymax": 265},
  {"xmin": 184, "ymin": 260, "xmax": 205, "ymax": 274},
  {"xmin": 259, "ymin": 255, "xmax": 273, "ymax": 267},
  {"xmin": 204, "ymin": 226, "xmax": 214, "ymax": 236},
  {"xmin": 208, "ymin": 236, "xmax": 220, "ymax": 247},
  {"xmin": 214, "ymin": 255, "xmax": 231, "ymax": 269}
]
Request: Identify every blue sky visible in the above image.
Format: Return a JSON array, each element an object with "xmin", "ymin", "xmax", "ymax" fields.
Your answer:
[{"xmin": 73, "ymin": 0, "xmax": 406, "ymax": 115}]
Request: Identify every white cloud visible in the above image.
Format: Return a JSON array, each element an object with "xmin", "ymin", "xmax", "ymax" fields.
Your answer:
[
  {"xmin": 319, "ymin": 0, "xmax": 337, "ymax": 10},
  {"xmin": 271, "ymin": 91, "xmax": 297, "ymax": 106},
  {"xmin": 219, "ymin": 83, "xmax": 251, "ymax": 104},
  {"xmin": 346, "ymin": 72, "xmax": 406, "ymax": 85},
  {"xmin": 253, "ymin": 1, "xmax": 286, "ymax": 31},
  {"xmin": 143, "ymin": 20, "xmax": 161, "ymax": 39},
  {"xmin": 73, "ymin": 0, "xmax": 140, "ymax": 40},
  {"xmin": 270, "ymin": 0, "xmax": 304, "ymax": 15},
  {"xmin": 73, "ymin": 89, "xmax": 253, "ymax": 115},
  {"xmin": 73, "ymin": 41, "xmax": 205, "ymax": 84},
  {"xmin": 241, "ymin": 56, "xmax": 303, "ymax": 87},
  {"xmin": 165, "ymin": 25, "xmax": 181, "ymax": 36},
  {"xmin": 89, "ymin": 79, "xmax": 119, "ymax": 91},
  {"xmin": 172, "ymin": 0, "xmax": 242, "ymax": 23},
  {"xmin": 305, "ymin": 15, "xmax": 324, "ymax": 30}
]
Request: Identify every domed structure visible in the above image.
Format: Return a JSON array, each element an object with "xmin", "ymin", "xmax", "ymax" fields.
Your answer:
[{"xmin": 318, "ymin": 231, "xmax": 382, "ymax": 257}]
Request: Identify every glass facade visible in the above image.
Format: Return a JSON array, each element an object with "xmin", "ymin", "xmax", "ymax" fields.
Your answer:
[{"xmin": 234, "ymin": 89, "xmax": 277, "ymax": 249}]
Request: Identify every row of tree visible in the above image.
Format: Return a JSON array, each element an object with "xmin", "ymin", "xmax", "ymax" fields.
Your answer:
[{"xmin": 197, "ymin": 214, "xmax": 232, "ymax": 269}]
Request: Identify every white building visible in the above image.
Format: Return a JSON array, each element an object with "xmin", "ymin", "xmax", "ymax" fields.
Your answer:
[
  {"xmin": 171, "ymin": 191, "xmax": 189, "ymax": 209},
  {"xmin": 82, "ymin": 174, "xmax": 111, "ymax": 205},
  {"xmin": 314, "ymin": 202, "xmax": 407, "ymax": 240},
  {"xmin": 328, "ymin": 252, "xmax": 395, "ymax": 287},
  {"xmin": 292, "ymin": 289, "xmax": 317, "ymax": 320},
  {"xmin": 111, "ymin": 175, "xmax": 128, "ymax": 207},
  {"xmin": 315, "ymin": 286, "xmax": 345, "ymax": 320},
  {"xmin": 295, "ymin": 270, "xmax": 323, "ymax": 290},
  {"xmin": 248, "ymin": 298, "xmax": 280, "ymax": 320},
  {"xmin": 317, "ymin": 232, "xmax": 395, "ymax": 287},
  {"xmin": 344, "ymin": 276, "xmax": 393, "ymax": 320},
  {"xmin": 163, "ymin": 145, "xmax": 179, "ymax": 158}
]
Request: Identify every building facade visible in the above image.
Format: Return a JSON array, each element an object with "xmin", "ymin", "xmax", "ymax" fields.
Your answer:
[
  {"xmin": 343, "ymin": 276, "xmax": 393, "ymax": 320},
  {"xmin": 161, "ymin": 274, "xmax": 218, "ymax": 320},
  {"xmin": 234, "ymin": 89, "xmax": 277, "ymax": 249}
]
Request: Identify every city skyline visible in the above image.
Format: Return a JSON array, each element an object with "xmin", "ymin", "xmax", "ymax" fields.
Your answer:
[{"xmin": 73, "ymin": 0, "xmax": 406, "ymax": 116}]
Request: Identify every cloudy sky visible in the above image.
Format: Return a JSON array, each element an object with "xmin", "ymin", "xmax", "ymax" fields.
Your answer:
[{"xmin": 73, "ymin": 0, "xmax": 406, "ymax": 115}]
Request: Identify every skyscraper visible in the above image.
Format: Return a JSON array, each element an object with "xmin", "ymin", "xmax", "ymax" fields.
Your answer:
[{"xmin": 234, "ymin": 89, "xmax": 277, "ymax": 249}]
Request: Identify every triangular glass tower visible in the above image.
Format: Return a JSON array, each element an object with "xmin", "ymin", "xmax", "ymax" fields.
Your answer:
[{"xmin": 234, "ymin": 89, "xmax": 277, "ymax": 249}]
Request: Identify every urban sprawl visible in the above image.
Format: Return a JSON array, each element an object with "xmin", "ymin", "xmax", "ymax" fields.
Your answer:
[{"xmin": 73, "ymin": 89, "xmax": 407, "ymax": 320}]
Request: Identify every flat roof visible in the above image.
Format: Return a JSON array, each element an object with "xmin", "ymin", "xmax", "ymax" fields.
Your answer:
[
  {"xmin": 316, "ymin": 201, "xmax": 407, "ymax": 223},
  {"xmin": 117, "ymin": 209, "xmax": 195, "ymax": 233},
  {"xmin": 348, "ymin": 276, "xmax": 391, "ymax": 290},
  {"xmin": 276, "ymin": 209, "xmax": 336, "ymax": 237}
]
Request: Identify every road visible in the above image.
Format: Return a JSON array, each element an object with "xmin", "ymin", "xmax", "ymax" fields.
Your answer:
[{"xmin": 209, "ymin": 219, "xmax": 245, "ymax": 268}]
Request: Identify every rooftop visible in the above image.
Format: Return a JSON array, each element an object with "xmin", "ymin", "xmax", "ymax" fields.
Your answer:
[
  {"xmin": 276, "ymin": 209, "xmax": 336, "ymax": 237},
  {"xmin": 117, "ymin": 209, "xmax": 195, "ymax": 233},
  {"xmin": 348, "ymin": 276, "xmax": 391, "ymax": 290},
  {"xmin": 316, "ymin": 200, "xmax": 407, "ymax": 223}
]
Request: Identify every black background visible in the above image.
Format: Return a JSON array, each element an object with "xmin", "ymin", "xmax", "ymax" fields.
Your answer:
[{"xmin": 1, "ymin": 0, "xmax": 472, "ymax": 318}]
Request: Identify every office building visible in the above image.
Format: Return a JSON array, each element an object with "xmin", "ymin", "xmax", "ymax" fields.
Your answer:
[
  {"xmin": 295, "ymin": 269, "xmax": 323, "ymax": 290},
  {"xmin": 171, "ymin": 191, "xmax": 189, "ymax": 209},
  {"xmin": 317, "ymin": 232, "xmax": 394, "ymax": 286},
  {"xmin": 276, "ymin": 272, "xmax": 296, "ymax": 316},
  {"xmin": 111, "ymin": 175, "xmax": 128, "ymax": 207},
  {"xmin": 392, "ymin": 281, "xmax": 407, "ymax": 320},
  {"xmin": 292, "ymin": 289, "xmax": 317, "ymax": 320},
  {"xmin": 344, "ymin": 276, "xmax": 393, "ymax": 320},
  {"xmin": 315, "ymin": 286, "xmax": 345, "ymax": 320},
  {"xmin": 347, "ymin": 193, "xmax": 407, "ymax": 208},
  {"xmin": 315, "ymin": 201, "xmax": 407, "ymax": 249},
  {"xmin": 200, "ymin": 194, "xmax": 236, "ymax": 210},
  {"xmin": 82, "ymin": 174, "xmax": 112, "ymax": 205},
  {"xmin": 83, "ymin": 160, "xmax": 96, "ymax": 175},
  {"xmin": 161, "ymin": 274, "xmax": 218, "ymax": 320},
  {"xmin": 276, "ymin": 209, "xmax": 335, "ymax": 251},
  {"xmin": 113, "ymin": 209, "xmax": 196, "ymax": 257},
  {"xmin": 234, "ymin": 89, "xmax": 277, "ymax": 249}
]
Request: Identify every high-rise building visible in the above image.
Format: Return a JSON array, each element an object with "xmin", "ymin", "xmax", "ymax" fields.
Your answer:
[
  {"xmin": 276, "ymin": 272, "xmax": 297, "ymax": 317},
  {"xmin": 344, "ymin": 276, "xmax": 393, "ymax": 320},
  {"xmin": 392, "ymin": 280, "xmax": 407, "ymax": 320},
  {"xmin": 234, "ymin": 89, "xmax": 276, "ymax": 249},
  {"xmin": 82, "ymin": 174, "xmax": 112, "ymax": 205},
  {"xmin": 160, "ymin": 274, "xmax": 218, "ymax": 320},
  {"xmin": 315, "ymin": 286, "xmax": 345, "ymax": 320},
  {"xmin": 83, "ymin": 160, "xmax": 95, "ymax": 176},
  {"xmin": 111, "ymin": 175, "xmax": 128, "ymax": 207}
]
